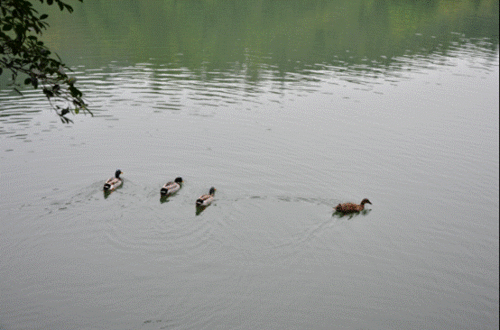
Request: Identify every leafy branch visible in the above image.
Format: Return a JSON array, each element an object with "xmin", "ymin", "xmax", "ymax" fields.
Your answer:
[{"xmin": 0, "ymin": 0, "xmax": 89, "ymax": 123}]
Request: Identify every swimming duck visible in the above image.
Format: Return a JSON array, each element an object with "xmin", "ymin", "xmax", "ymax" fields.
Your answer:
[
  {"xmin": 103, "ymin": 170, "xmax": 123, "ymax": 191},
  {"xmin": 196, "ymin": 187, "xmax": 216, "ymax": 206},
  {"xmin": 335, "ymin": 198, "xmax": 371, "ymax": 213},
  {"xmin": 161, "ymin": 177, "xmax": 183, "ymax": 196}
]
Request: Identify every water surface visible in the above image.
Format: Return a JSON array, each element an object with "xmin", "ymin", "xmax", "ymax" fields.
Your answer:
[{"xmin": 0, "ymin": 1, "xmax": 498, "ymax": 329}]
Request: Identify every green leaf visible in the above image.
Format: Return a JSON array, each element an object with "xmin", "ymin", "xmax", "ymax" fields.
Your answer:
[
  {"xmin": 69, "ymin": 86, "xmax": 82, "ymax": 98},
  {"xmin": 43, "ymin": 88, "xmax": 54, "ymax": 98}
]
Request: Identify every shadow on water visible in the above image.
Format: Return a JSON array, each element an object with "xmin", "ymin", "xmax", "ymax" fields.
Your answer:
[
  {"xmin": 195, "ymin": 205, "xmax": 210, "ymax": 216},
  {"xmin": 332, "ymin": 208, "xmax": 372, "ymax": 220},
  {"xmin": 160, "ymin": 189, "xmax": 182, "ymax": 204},
  {"xmin": 103, "ymin": 182, "xmax": 124, "ymax": 199}
]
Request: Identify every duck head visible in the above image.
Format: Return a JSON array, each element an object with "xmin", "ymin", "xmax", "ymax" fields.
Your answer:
[
  {"xmin": 175, "ymin": 177, "xmax": 183, "ymax": 184},
  {"xmin": 209, "ymin": 187, "xmax": 216, "ymax": 195},
  {"xmin": 360, "ymin": 198, "xmax": 371, "ymax": 205},
  {"xmin": 115, "ymin": 169, "xmax": 122, "ymax": 178}
]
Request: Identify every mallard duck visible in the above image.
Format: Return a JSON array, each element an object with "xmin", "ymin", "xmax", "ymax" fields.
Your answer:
[
  {"xmin": 103, "ymin": 169, "xmax": 123, "ymax": 191},
  {"xmin": 161, "ymin": 177, "xmax": 183, "ymax": 196},
  {"xmin": 335, "ymin": 198, "xmax": 371, "ymax": 213},
  {"xmin": 196, "ymin": 187, "xmax": 216, "ymax": 206}
]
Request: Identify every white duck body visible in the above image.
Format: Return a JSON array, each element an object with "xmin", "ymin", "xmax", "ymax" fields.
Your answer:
[
  {"xmin": 196, "ymin": 187, "xmax": 216, "ymax": 206},
  {"xmin": 161, "ymin": 177, "xmax": 183, "ymax": 196},
  {"xmin": 103, "ymin": 170, "xmax": 123, "ymax": 191}
]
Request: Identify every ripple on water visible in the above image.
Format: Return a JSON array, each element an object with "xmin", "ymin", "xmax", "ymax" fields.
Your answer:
[{"xmin": 43, "ymin": 179, "xmax": 218, "ymax": 263}]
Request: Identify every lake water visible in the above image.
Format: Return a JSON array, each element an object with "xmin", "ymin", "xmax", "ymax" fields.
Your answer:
[{"xmin": 1, "ymin": 1, "xmax": 498, "ymax": 329}]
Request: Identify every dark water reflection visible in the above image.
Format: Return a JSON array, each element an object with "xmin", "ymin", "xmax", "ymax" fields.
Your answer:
[
  {"xmin": 1, "ymin": 0, "xmax": 498, "ymax": 125},
  {"xmin": 1, "ymin": 41, "xmax": 497, "ymax": 128},
  {"xmin": 48, "ymin": 0, "xmax": 499, "ymax": 70},
  {"xmin": 332, "ymin": 208, "xmax": 372, "ymax": 220}
]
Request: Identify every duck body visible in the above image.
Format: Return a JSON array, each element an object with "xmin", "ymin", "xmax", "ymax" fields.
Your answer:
[
  {"xmin": 161, "ymin": 177, "xmax": 183, "ymax": 196},
  {"xmin": 335, "ymin": 198, "xmax": 371, "ymax": 213},
  {"xmin": 196, "ymin": 187, "xmax": 216, "ymax": 206},
  {"xmin": 103, "ymin": 170, "xmax": 123, "ymax": 191}
]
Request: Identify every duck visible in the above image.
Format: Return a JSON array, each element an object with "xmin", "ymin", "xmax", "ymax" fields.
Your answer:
[
  {"xmin": 196, "ymin": 187, "xmax": 216, "ymax": 206},
  {"xmin": 103, "ymin": 169, "xmax": 123, "ymax": 191},
  {"xmin": 161, "ymin": 177, "xmax": 183, "ymax": 196},
  {"xmin": 335, "ymin": 198, "xmax": 372, "ymax": 213}
]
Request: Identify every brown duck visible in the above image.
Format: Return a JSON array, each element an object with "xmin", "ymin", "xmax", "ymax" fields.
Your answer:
[{"xmin": 335, "ymin": 198, "xmax": 372, "ymax": 213}]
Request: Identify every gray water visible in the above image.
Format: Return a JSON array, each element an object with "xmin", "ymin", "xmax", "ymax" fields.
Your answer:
[{"xmin": 1, "ymin": 1, "xmax": 498, "ymax": 329}]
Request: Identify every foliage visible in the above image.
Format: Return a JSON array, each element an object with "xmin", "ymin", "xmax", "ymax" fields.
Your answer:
[{"xmin": 0, "ymin": 0, "xmax": 89, "ymax": 123}]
